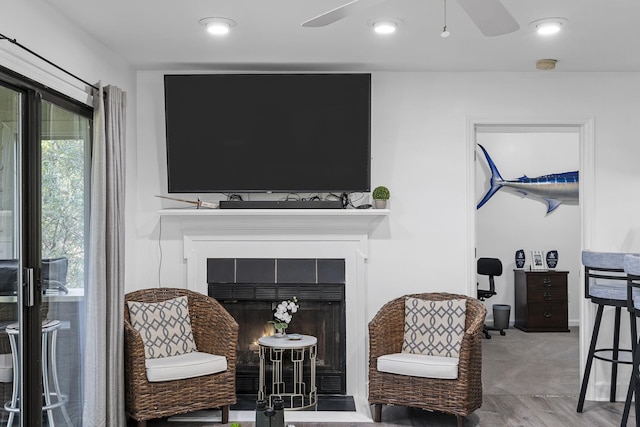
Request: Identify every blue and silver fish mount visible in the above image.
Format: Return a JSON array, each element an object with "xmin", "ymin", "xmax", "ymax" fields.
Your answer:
[{"xmin": 476, "ymin": 144, "xmax": 578, "ymax": 214}]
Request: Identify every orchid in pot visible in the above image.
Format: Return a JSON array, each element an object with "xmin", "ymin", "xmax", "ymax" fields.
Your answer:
[{"xmin": 268, "ymin": 296, "xmax": 299, "ymax": 337}]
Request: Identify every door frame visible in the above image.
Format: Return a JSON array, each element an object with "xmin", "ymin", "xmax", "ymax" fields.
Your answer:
[
  {"xmin": 1, "ymin": 64, "xmax": 92, "ymax": 426},
  {"xmin": 465, "ymin": 116, "xmax": 595, "ymax": 397}
]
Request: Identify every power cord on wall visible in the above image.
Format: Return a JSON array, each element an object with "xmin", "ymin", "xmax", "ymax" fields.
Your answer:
[
  {"xmin": 325, "ymin": 192, "xmax": 366, "ymax": 208},
  {"xmin": 226, "ymin": 194, "xmax": 244, "ymax": 201},
  {"xmin": 157, "ymin": 215, "xmax": 163, "ymax": 288}
]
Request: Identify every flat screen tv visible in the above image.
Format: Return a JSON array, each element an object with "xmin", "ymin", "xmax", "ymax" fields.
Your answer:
[{"xmin": 164, "ymin": 73, "xmax": 371, "ymax": 193}]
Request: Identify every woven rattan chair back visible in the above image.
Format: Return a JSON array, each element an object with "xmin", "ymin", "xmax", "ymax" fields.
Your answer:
[
  {"xmin": 368, "ymin": 292, "xmax": 486, "ymax": 427},
  {"xmin": 124, "ymin": 288, "xmax": 238, "ymax": 426}
]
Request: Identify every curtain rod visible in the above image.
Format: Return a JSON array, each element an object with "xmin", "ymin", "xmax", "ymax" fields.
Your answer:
[{"xmin": 0, "ymin": 33, "xmax": 99, "ymax": 91}]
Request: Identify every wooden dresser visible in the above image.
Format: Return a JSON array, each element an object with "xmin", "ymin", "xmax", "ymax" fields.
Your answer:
[{"xmin": 514, "ymin": 269, "xmax": 569, "ymax": 332}]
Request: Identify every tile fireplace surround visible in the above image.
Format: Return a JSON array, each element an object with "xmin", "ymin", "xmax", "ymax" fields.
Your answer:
[{"xmin": 158, "ymin": 208, "xmax": 389, "ymax": 422}]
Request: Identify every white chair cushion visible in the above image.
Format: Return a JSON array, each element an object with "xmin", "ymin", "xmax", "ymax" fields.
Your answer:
[
  {"xmin": 377, "ymin": 352, "xmax": 459, "ymax": 380},
  {"xmin": 145, "ymin": 351, "xmax": 227, "ymax": 382},
  {"xmin": 128, "ymin": 296, "xmax": 198, "ymax": 359},
  {"xmin": 403, "ymin": 297, "xmax": 466, "ymax": 358},
  {"xmin": 0, "ymin": 353, "xmax": 12, "ymax": 383}
]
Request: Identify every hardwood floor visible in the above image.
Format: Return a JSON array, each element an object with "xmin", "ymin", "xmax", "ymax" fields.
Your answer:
[
  {"xmin": 344, "ymin": 395, "xmax": 630, "ymax": 426},
  {"xmin": 141, "ymin": 327, "xmax": 636, "ymax": 426},
  {"xmin": 137, "ymin": 397, "xmax": 631, "ymax": 426}
]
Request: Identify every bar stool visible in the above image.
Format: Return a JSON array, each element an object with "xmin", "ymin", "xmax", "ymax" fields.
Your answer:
[
  {"xmin": 623, "ymin": 254, "xmax": 640, "ymax": 426},
  {"xmin": 4, "ymin": 319, "xmax": 72, "ymax": 426},
  {"xmin": 578, "ymin": 251, "xmax": 637, "ymax": 413}
]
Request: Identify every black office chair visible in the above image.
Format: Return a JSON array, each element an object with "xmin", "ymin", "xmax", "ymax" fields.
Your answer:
[
  {"xmin": 0, "ymin": 258, "xmax": 69, "ymax": 295},
  {"xmin": 0, "ymin": 260, "xmax": 18, "ymax": 296},
  {"xmin": 477, "ymin": 257, "xmax": 504, "ymax": 339},
  {"xmin": 42, "ymin": 257, "xmax": 69, "ymax": 294}
]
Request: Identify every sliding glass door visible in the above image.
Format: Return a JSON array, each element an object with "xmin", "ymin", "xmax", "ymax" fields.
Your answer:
[
  {"xmin": 0, "ymin": 81, "xmax": 23, "ymax": 426},
  {"xmin": 40, "ymin": 99, "xmax": 90, "ymax": 426},
  {"xmin": 0, "ymin": 68, "xmax": 90, "ymax": 426}
]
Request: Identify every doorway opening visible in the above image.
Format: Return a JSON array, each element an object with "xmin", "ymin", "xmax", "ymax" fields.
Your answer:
[{"xmin": 467, "ymin": 119, "xmax": 594, "ymax": 399}]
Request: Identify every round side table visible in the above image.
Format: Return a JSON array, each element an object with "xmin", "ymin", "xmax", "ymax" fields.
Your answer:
[{"xmin": 258, "ymin": 334, "xmax": 317, "ymax": 410}]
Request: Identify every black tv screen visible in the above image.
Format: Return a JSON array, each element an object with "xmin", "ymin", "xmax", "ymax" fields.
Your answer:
[{"xmin": 164, "ymin": 73, "xmax": 371, "ymax": 193}]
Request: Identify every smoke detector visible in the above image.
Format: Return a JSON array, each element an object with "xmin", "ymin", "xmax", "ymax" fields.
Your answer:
[{"xmin": 536, "ymin": 59, "xmax": 557, "ymax": 70}]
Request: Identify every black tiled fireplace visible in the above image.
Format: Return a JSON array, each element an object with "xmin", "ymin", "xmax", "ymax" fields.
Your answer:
[{"xmin": 207, "ymin": 258, "xmax": 346, "ymax": 395}]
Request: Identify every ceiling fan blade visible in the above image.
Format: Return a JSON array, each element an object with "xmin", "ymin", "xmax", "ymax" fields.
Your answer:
[
  {"xmin": 301, "ymin": 0, "xmax": 386, "ymax": 28},
  {"xmin": 456, "ymin": 0, "xmax": 520, "ymax": 37}
]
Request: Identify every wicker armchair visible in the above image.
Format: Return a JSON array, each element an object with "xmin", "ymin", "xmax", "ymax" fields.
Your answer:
[
  {"xmin": 368, "ymin": 292, "xmax": 486, "ymax": 427},
  {"xmin": 124, "ymin": 288, "xmax": 238, "ymax": 426}
]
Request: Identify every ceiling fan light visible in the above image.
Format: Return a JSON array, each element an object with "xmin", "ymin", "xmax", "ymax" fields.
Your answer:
[
  {"xmin": 373, "ymin": 21, "xmax": 397, "ymax": 34},
  {"xmin": 440, "ymin": 0, "xmax": 450, "ymax": 38}
]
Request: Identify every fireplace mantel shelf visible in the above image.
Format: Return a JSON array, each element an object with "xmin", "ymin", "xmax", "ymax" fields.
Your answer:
[
  {"xmin": 159, "ymin": 208, "xmax": 390, "ymax": 234},
  {"xmin": 159, "ymin": 208, "xmax": 390, "ymax": 217}
]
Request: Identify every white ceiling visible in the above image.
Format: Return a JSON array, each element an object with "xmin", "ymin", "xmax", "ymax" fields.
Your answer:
[{"xmin": 44, "ymin": 0, "xmax": 640, "ymax": 72}]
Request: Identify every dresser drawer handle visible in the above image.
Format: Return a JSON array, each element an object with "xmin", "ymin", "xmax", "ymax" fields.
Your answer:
[
  {"xmin": 544, "ymin": 312, "xmax": 552, "ymax": 318},
  {"xmin": 543, "ymin": 278, "xmax": 553, "ymax": 287},
  {"xmin": 543, "ymin": 292, "xmax": 552, "ymax": 301}
]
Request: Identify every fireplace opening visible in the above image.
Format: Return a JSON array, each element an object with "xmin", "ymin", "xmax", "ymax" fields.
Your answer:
[{"xmin": 207, "ymin": 258, "xmax": 347, "ymax": 395}]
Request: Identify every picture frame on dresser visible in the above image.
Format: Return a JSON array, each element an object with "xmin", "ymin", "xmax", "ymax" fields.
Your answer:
[{"xmin": 531, "ymin": 250, "xmax": 545, "ymax": 270}]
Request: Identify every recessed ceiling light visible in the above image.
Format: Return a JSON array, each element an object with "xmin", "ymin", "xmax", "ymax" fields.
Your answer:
[
  {"xmin": 199, "ymin": 17, "xmax": 237, "ymax": 36},
  {"xmin": 368, "ymin": 18, "xmax": 403, "ymax": 35},
  {"xmin": 530, "ymin": 18, "xmax": 568, "ymax": 36},
  {"xmin": 373, "ymin": 21, "xmax": 396, "ymax": 34}
]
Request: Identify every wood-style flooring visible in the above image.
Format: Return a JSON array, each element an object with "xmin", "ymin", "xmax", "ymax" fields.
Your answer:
[{"xmin": 139, "ymin": 327, "xmax": 636, "ymax": 426}]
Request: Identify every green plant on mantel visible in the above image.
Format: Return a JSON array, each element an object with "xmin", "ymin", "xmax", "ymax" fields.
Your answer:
[{"xmin": 372, "ymin": 186, "xmax": 390, "ymax": 200}]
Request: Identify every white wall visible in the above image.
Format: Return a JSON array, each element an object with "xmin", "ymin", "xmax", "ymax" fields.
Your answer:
[
  {"xmin": 131, "ymin": 72, "xmax": 640, "ymax": 402},
  {"xmin": 134, "ymin": 71, "xmax": 640, "ymax": 312},
  {"xmin": 1, "ymin": 0, "xmax": 138, "ymax": 291},
  {"xmin": 475, "ymin": 132, "xmax": 581, "ymax": 325},
  {"xmin": 0, "ymin": 0, "xmax": 134, "ymax": 102},
  {"xmin": 364, "ymin": 72, "xmax": 639, "ymax": 317}
]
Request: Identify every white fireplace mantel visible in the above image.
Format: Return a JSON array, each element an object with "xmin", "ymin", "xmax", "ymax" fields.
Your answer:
[
  {"xmin": 158, "ymin": 208, "xmax": 389, "ymax": 420},
  {"xmin": 158, "ymin": 208, "xmax": 389, "ymax": 234}
]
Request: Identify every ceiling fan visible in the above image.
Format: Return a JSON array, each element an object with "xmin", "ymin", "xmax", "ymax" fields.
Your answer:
[{"xmin": 301, "ymin": 0, "xmax": 520, "ymax": 37}]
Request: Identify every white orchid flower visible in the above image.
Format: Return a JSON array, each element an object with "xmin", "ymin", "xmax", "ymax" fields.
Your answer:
[{"xmin": 270, "ymin": 296, "xmax": 299, "ymax": 331}]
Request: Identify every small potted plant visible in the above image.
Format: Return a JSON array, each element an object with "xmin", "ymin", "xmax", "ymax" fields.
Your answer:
[{"xmin": 372, "ymin": 186, "xmax": 390, "ymax": 209}]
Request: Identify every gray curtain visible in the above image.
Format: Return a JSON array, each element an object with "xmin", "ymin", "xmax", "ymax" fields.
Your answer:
[{"xmin": 82, "ymin": 83, "xmax": 126, "ymax": 426}]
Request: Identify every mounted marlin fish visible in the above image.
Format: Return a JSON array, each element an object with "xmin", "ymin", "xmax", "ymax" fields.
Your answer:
[{"xmin": 476, "ymin": 144, "xmax": 579, "ymax": 214}]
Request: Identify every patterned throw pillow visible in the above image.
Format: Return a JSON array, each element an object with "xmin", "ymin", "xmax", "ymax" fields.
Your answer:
[
  {"xmin": 127, "ymin": 295, "xmax": 198, "ymax": 359},
  {"xmin": 402, "ymin": 297, "xmax": 466, "ymax": 358}
]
